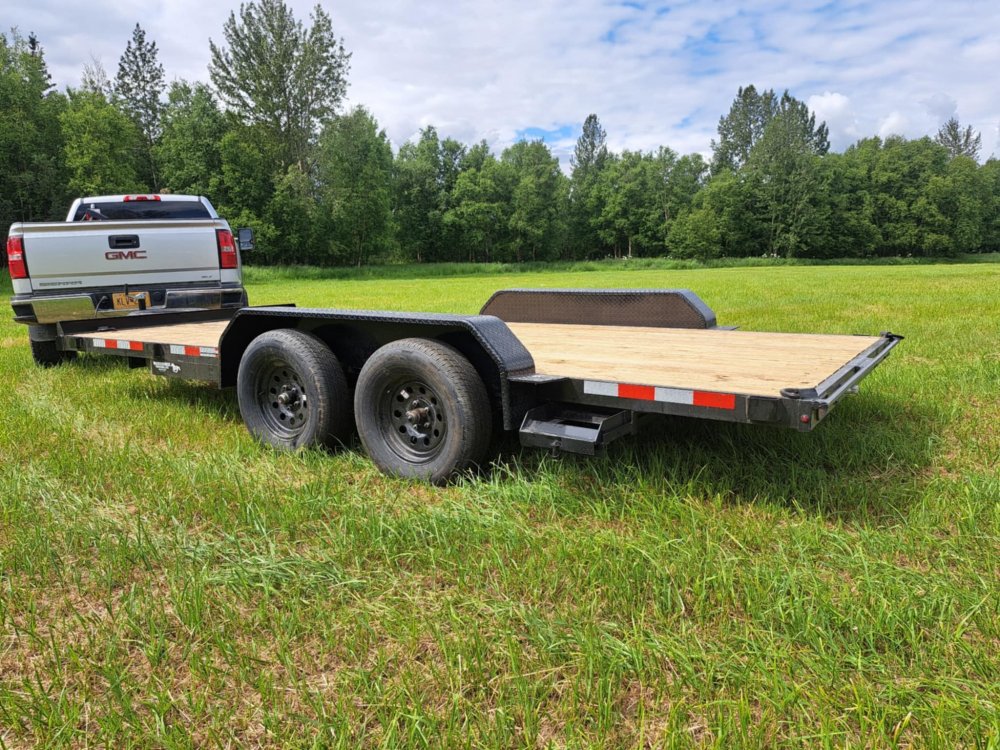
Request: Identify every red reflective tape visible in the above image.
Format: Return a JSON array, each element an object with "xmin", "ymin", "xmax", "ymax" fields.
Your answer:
[
  {"xmin": 128, "ymin": 341, "xmax": 143, "ymax": 351},
  {"xmin": 693, "ymin": 391, "xmax": 736, "ymax": 410},
  {"xmin": 184, "ymin": 345, "xmax": 200, "ymax": 357},
  {"xmin": 619, "ymin": 383, "xmax": 656, "ymax": 401}
]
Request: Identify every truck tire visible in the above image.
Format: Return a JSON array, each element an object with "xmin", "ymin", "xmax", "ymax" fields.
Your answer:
[
  {"xmin": 28, "ymin": 326, "xmax": 77, "ymax": 367},
  {"xmin": 354, "ymin": 338, "xmax": 491, "ymax": 485},
  {"xmin": 237, "ymin": 329, "xmax": 351, "ymax": 451}
]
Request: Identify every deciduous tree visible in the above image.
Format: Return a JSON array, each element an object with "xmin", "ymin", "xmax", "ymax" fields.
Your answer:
[
  {"xmin": 445, "ymin": 154, "xmax": 515, "ymax": 262},
  {"xmin": 156, "ymin": 81, "xmax": 226, "ymax": 196},
  {"xmin": 503, "ymin": 140, "xmax": 566, "ymax": 262},
  {"xmin": 712, "ymin": 86, "xmax": 828, "ymax": 173},
  {"xmin": 60, "ymin": 89, "xmax": 144, "ymax": 196},
  {"xmin": 209, "ymin": 0, "xmax": 350, "ymax": 170},
  {"xmin": 0, "ymin": 30, "xmax": 69, "ymax": 232},
  {"xmin": 316, "ymin": 106, "xmax": 394, "ymax": 266}
]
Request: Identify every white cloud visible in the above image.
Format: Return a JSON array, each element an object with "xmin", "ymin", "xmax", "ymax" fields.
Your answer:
[
  {"xmin": 808, "ymin": 92, "xmax": 859, "ymax": 151},
  {"xmin": 921, "ymin": 93, "xmax": 957, "ymax": 123},
  {"xmin": 879, "ymin": 111, "xmax": 909, "ymax": 139},
  {"xmin": 8, "ymin": 0, "xmax": 1000, "ymax": 163}
]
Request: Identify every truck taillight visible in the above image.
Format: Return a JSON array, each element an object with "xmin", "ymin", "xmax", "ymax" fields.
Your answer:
[
  {"xmin": 217, "ymin": 229, "xmax": 238, "ymax": 269},
  {"xmin": 6, "ymin": 236, "xmax": 27, "ymax": 279},
  {"xmin": 123, "ymin": 195, "xmax": 161, "ymax": 202}
]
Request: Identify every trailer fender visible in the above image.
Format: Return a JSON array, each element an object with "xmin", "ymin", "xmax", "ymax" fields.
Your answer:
[{"xmin": 218, "ymin": 307, "xmax": 536, "ymax": 430}]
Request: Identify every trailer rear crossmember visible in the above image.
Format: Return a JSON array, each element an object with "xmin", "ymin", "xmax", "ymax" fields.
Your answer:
[{"xmin": 48, "ymin": 289, "xmax": 901, "ymax": 482}]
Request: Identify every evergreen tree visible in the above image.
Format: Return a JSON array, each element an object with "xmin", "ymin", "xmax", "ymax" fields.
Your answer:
[
  {"xmin": 935, "ymin": 116, "xmax": 981, "ymax": 161},
  {"xmin": 115, "ymin": 24, "xmax": 165, "ymax": 188},
  {"xmin": 569, "ymin": 114, "xmax": 611, "ymax": 256},
  {"xmin": 113, "ymin": 24, "xmax": 165, "ymax": 191},
  {"xmin": 115, "ymin": 24, "xmax": 164, "ymax": 141},
  {"xmin": 571, "ymin": 114, "xmax": 609, "ymax": 176}
]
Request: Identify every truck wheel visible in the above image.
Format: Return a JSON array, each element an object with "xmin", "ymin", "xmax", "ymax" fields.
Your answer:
[
  {"xmin": 28, "ymin": 326, "xmax": 77, "ymax": 367},
  {"xmin": 354, "ymin": 338, "xmax": 491, "ymax": 484},
  {"xmin": 237, "ymin": 329, "xmax": 351, "ymax": 451}
]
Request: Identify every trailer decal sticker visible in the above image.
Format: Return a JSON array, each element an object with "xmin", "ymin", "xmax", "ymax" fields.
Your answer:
[
  {"xmin": 692, "ymin": 391, "xmax": 737, "ymax": 410},
  {"xmin": 90, "ymin": 338, "xmax": 142, "ymax": 352},
  {"xmin": 583, "ymin": 381, "xmax": 618, "ymax": 398},
  {"xmin": 584, "ymin": 380, "xmax": 736, "ymax": 410},
  {"xmin": 655, "ymin": 387, "xmax": 694, "ymax": 404},
  {"xmin": 619, "ymin": 383, "xmax": 655, "ymax": 400},
  {"xmin": 168, "ymin": 344, "xmax": 218, "ymax": 358}
]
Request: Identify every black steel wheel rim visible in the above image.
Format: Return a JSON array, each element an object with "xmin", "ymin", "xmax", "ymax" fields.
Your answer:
[
  {"xmin": 380, "ymin": 379, "xmax": 446, "ymax": 463},
  {"xmin": 255, "ymin": 358, "xmax": 309, "ymax": 438}
]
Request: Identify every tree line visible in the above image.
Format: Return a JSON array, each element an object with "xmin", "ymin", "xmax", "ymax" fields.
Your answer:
[{"xmin": 3, "ymin": 3, "xmax": 999, "ymax": 267}]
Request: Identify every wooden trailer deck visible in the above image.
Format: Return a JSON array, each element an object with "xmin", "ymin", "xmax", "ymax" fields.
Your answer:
[
  {"xmin": 76, "ymin": 320, "xmax": 230, "ymax": 348},
  {"xmin": 506, "ymin": 323, "xmax": 881, "ymax": 398},
  {"xmin": 76, "ymin": 319, "xmax": 881, "ymax": 399}
]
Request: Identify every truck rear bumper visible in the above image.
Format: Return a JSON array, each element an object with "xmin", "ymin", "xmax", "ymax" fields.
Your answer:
[{"xmin": 11, "ymin": 285, "xmax": 247, "ymax": 324}]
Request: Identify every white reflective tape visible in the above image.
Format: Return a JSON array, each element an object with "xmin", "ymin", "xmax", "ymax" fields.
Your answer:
[
  {"xmin": 200, "ymin": 347, "xmax": 218, "ymax": 358},
  {"xmin": 583, "ymin": 380, "xmax": 618, "ymax": 397},
  {"xmin": 115, "ymin": 340, "xmax": 131, "ymax": 350},
  {"xmin": 169, "ymin": 345, "xmax": 185, "ymax": 355},
  {"xmin": 92, "ymin": 338, "xmax": 107, "ymax": 348},
  {"xmin": 654, "ymin": 387, "xmax": 694, "ymax": 405}
]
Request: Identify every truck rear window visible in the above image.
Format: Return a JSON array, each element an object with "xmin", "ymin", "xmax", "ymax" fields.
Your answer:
[{"xmin": 72, "ymin": 201, "xmax": 211, "ymax": 221}]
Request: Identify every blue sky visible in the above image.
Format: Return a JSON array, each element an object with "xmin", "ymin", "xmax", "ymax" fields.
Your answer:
[{"xmin": 9, "ymin": 0, "xmax": 1000, "ymax": 166}]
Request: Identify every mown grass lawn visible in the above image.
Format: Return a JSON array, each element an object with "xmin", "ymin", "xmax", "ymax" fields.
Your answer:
[{"xmin": 1, "ymin": 261, "xmax": 997, "ymax": 748}]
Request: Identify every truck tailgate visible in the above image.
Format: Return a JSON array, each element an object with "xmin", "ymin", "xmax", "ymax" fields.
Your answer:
[{"xmin": 17, "ymin": 219, "xmax": 225, "ymax": 292}]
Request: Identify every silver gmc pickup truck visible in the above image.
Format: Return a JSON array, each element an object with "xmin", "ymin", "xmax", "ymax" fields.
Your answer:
[{"xmin": 6, "ymin": 194, "xmax": 251, "ymax": 365}]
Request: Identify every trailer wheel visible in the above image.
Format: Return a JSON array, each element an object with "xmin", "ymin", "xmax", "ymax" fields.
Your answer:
[
  {"xmin": 354, "ymin": 338, "xmax": 491, "ymax": 484},
  {"xmin": 237, "ymin": 329, "xmax": 351, "ymax": 451},
  {"xmin": 28, "ymin": 326, "xmax": 77, "ymax": 367}
]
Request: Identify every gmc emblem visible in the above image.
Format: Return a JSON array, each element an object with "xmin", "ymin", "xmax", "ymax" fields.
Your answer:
[{"xmin": 105, "ymin": 250, "xmax": 147, "ymax": 260}]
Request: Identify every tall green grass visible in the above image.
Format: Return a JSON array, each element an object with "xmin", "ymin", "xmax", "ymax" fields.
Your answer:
[{"xmin": 1, "ymin": 263, "xmax": 997, "ymax": 748}]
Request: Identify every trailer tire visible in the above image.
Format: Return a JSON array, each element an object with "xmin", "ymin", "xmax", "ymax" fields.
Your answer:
[
  {"xmin": 354, "ymin": 338, "xmax": 491, "ymax": 485},
  {"xmin": 28, "ymin": 327, "xmax": 77, "ymax": 368},
  {"xmin": 237, "ymin": 329, "xmax": 351, "ymax": 451}
]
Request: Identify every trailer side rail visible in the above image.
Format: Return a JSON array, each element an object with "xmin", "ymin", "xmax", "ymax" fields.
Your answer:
[{"xmin": 513, "ymin": 332, "xmax": 903, "ymax": 435}]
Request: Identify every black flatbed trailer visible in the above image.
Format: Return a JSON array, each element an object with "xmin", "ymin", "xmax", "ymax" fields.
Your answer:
[{"xmin": 50, "ymin": 289, "xmax": 901, "ymax": 483}]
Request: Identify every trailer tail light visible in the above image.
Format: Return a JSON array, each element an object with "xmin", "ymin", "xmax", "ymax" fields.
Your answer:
[
  {"xmin": 217, "ymin": 229, "xmax": 238, "ymax": 269},
  {"xmin": 6, "ymin": 236, "xmax": 27, "ymax": 279},
  {"xmin": 123, "ymin": 195, "xmax": 161, "ymax": 202}
]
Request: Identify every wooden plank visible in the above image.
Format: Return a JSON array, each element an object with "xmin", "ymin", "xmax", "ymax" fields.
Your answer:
[
  {"xmin": 507, "ymin": 323, "xmax": 881, "ymax": 398},
  {"xmin": 75, "ymin": 320, "xmax": 229, "ymax": 348},
  {"xmin": 73, "ymin": 317, "xmax": 881, "ymax": 400}
]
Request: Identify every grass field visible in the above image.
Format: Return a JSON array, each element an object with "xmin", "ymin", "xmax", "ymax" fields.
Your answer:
[{"xmin": 1, "ymin": 261, "xmax": 998, "ymax": 748}]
